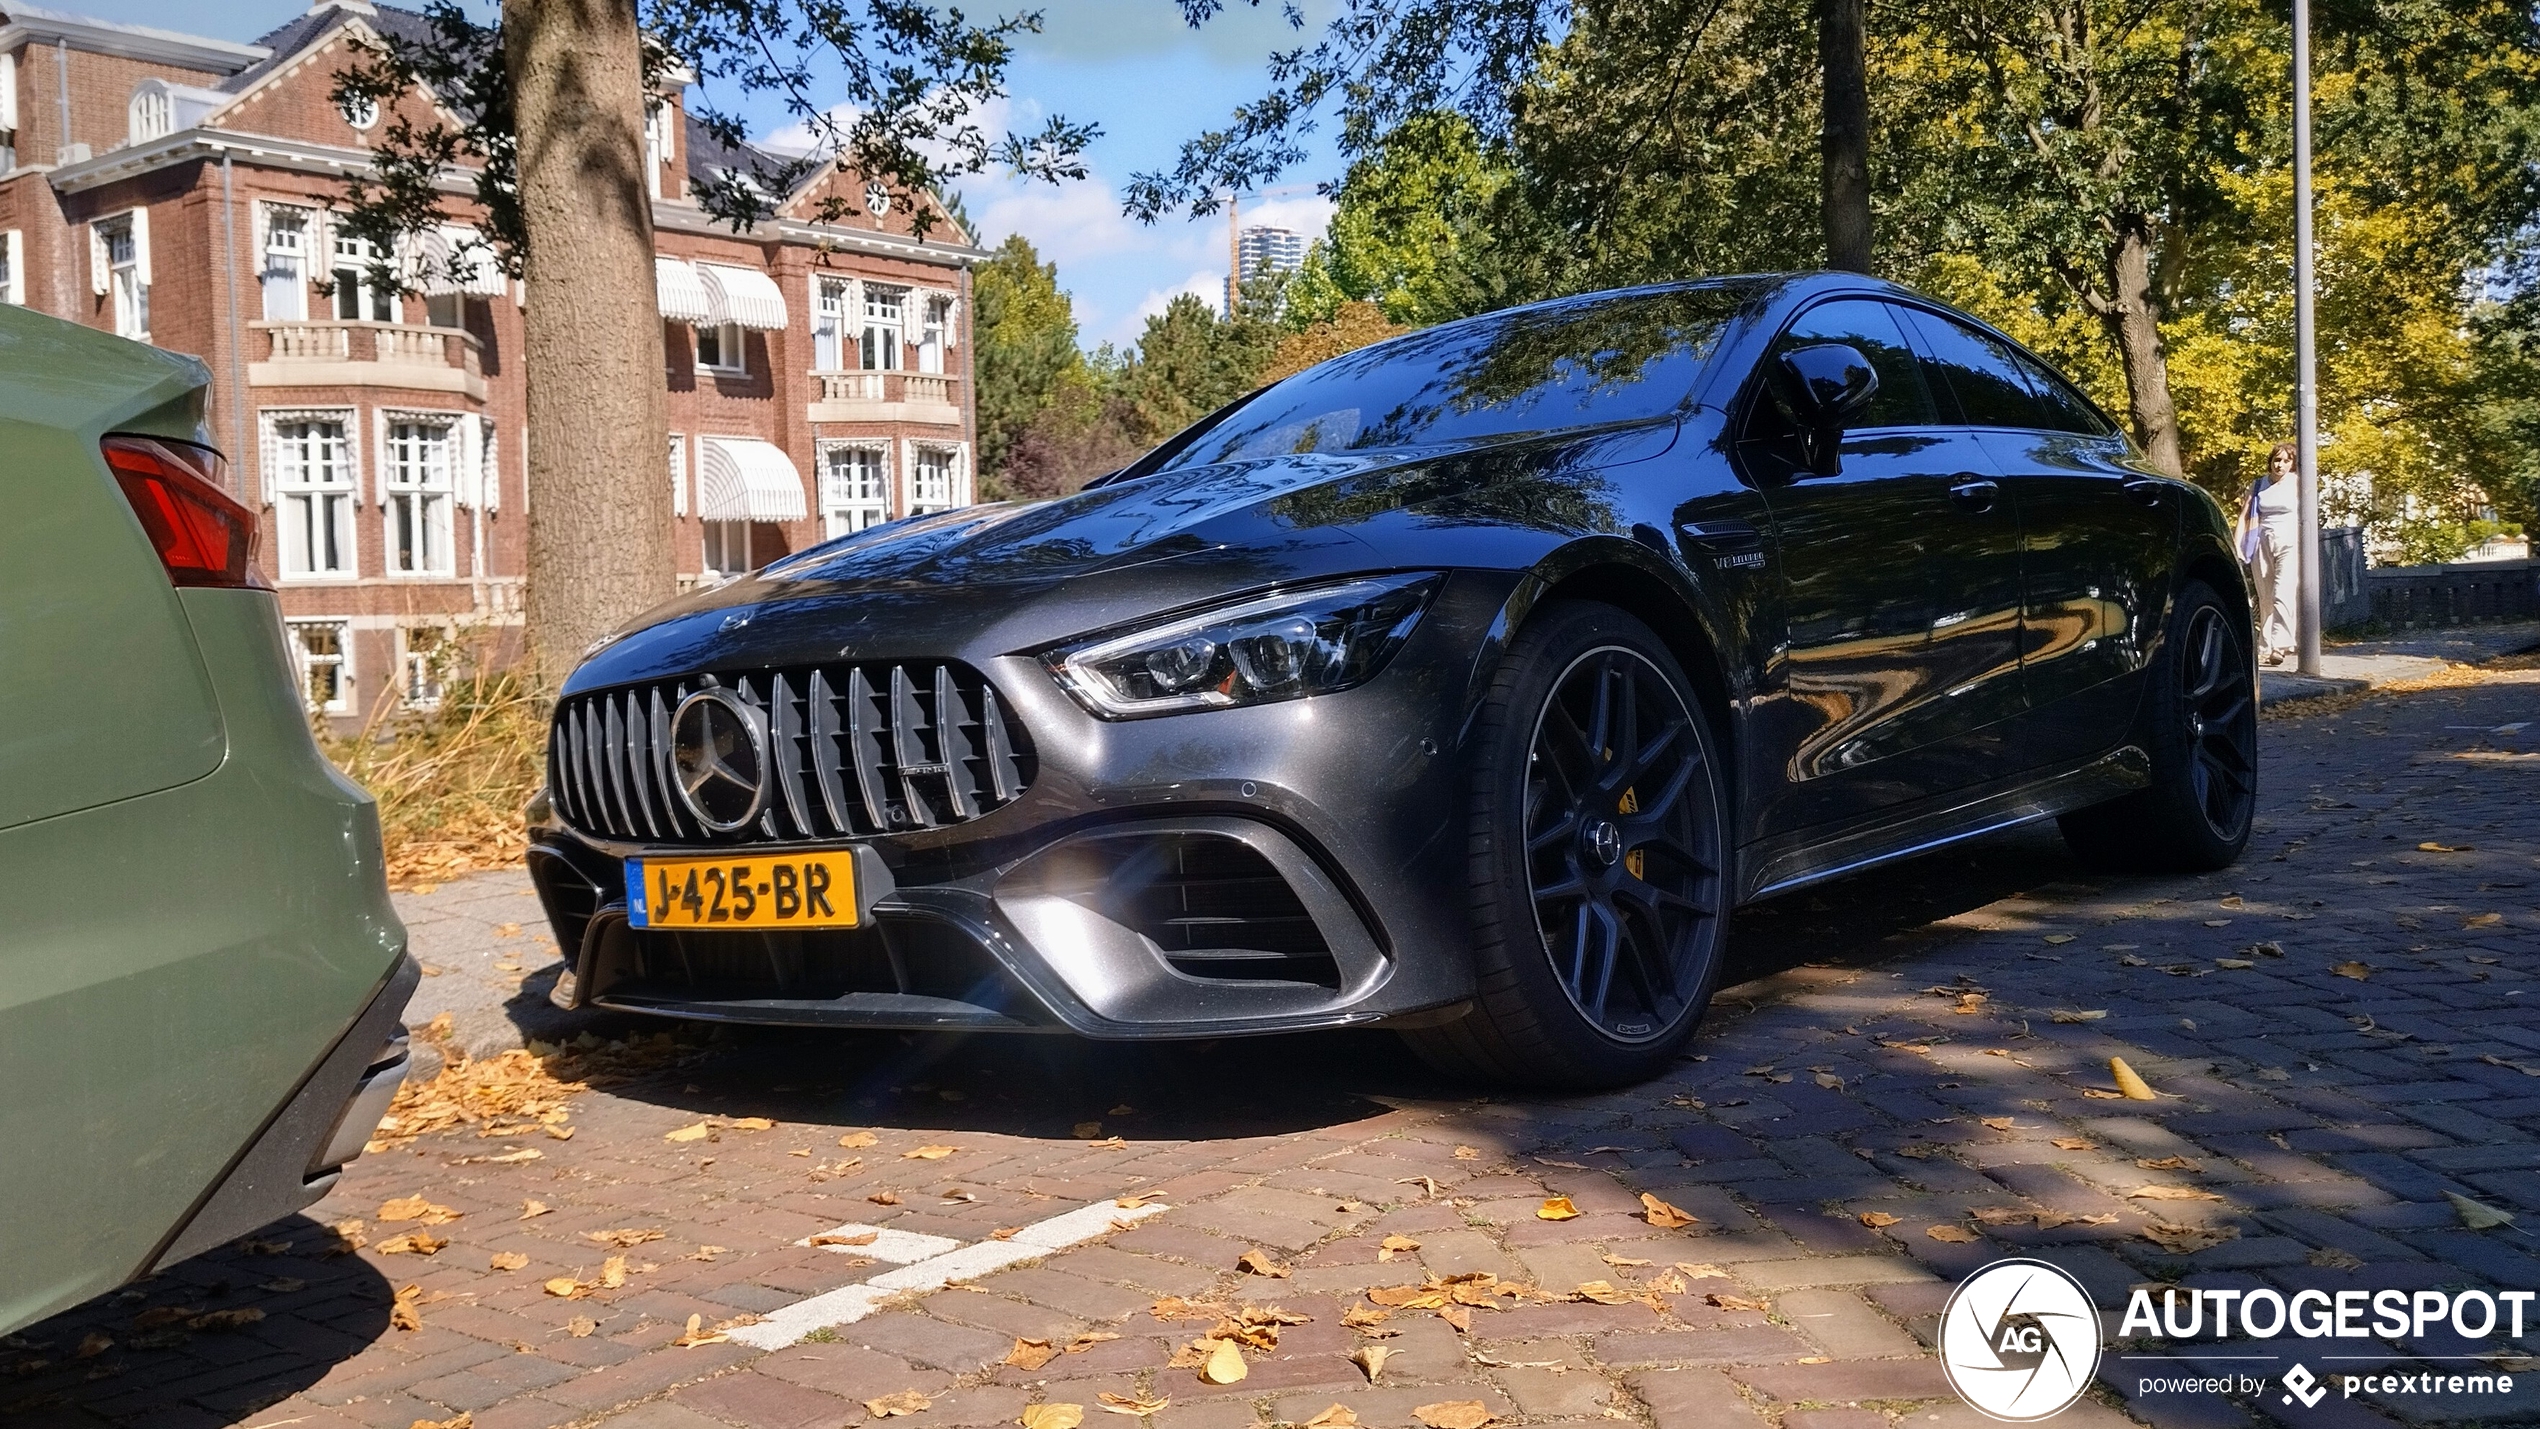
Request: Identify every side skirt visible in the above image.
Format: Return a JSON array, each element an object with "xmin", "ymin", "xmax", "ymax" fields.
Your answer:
[{"xmin": 1736, "ymin": 745, "xmax": 2152, "ymax": 905}]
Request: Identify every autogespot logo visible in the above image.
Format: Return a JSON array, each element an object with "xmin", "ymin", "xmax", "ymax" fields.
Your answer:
[{"xmin": 1940, "ymin": 1259, "xmax": 2103, "ymax": 1421}]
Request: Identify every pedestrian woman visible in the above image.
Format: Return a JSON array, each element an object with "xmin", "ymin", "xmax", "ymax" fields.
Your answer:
[{"xmin": 2239, "ymin": 442, "xmax": 2300, "ymax": 666}]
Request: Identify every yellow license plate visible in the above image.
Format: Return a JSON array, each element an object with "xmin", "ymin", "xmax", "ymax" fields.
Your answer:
[{"xmin": 625, "ymin": 851, "xmax": 858, "ymax": 931}]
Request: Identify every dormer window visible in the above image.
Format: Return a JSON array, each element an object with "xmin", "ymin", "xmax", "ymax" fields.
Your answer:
[{"xmin": 128, "ymin": 84, "xmax": 173, "ymax": 145}]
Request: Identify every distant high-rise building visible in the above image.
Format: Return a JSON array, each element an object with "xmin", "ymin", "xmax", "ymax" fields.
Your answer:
[{"xmin": 1227, "ymin": 225, "xmax": 1308, "ymax": 309}]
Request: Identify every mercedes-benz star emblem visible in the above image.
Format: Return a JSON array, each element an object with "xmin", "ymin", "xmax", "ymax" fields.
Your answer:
[
  {"xmin": 669, "ymin": 687, "xmax": 769, "ymax": 832},
  {"xmin": 1938, "ymin": 1259, "xmax": 2101, "ymax": 1422}
]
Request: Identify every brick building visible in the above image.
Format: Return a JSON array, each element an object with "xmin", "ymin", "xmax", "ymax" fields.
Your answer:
[{"xmin": 0, "ymin": 0, "xmax": 984, "ymax": 724}]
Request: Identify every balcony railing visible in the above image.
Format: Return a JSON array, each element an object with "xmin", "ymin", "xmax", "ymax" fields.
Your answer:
[
  {"xmin": 813, "ymin": 370, "xmax": 961, "ymax": 406},
  {"xmin": 255, "ymin": 320, "xmax": 481, "ymax": 377}
]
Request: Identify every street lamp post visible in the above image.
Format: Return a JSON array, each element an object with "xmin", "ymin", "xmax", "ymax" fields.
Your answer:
[{"xmin": 2292, "ymin": 0, "xmax": 2323, "ymax": 675}]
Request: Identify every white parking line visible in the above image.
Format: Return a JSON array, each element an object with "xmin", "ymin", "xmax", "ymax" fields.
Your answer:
[
  {"xmin": 727, "ymin": 1196, "xmax": 1169, "ymax": 1350},
  {"xmin": 792, "ymin": 1223, "xmax": 963, "ymax": 1263}
]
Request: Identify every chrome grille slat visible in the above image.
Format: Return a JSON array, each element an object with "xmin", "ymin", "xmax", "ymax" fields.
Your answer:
[
  {"xmin": 648, "ymin": 688, "xmax": 691, "ymax": 840},
  {"xmin": 770, "ymin": 671, "xmax": 814, "ymax": 839},
  {"xmin": 552, "ymin": 660, "xmax": 1029, "ymax": 846},
  {"xmin": 846, "ymin": 667, "xmax": 893, "ymax": 831},
  {"xmin": 807, "ymin": 670, "xmax": 854, "ymax": 834}
]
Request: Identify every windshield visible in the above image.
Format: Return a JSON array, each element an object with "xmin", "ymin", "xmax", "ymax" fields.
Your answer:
[{"xmin": 1150, "ymin": 282, "xmax": 1761, "ymax": 473}]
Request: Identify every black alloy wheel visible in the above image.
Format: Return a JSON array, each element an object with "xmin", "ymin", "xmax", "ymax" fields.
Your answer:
[
  {"xmin": 2058, "ymin": 579, "xmax": 2256, "ymax": 872},
  {"xmin": 2177, "ymin": 602, "xmax": 2258, "ymax": 839},
  {"xmin": 1524, "ymin": 646, "xmax": 1722, "ymax": 1042},
  {"xmin": 1402, "ymin": 601, "xmax": 1730, "ymax": 1088}
]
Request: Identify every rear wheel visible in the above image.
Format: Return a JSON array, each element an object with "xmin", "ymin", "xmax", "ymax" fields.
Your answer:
[
  {"xmin": 2058, "ymin": 579, "xmax": 2257, "ymax": 872},
  {"xmin": 1402, "ymin": 602, "xmax": 1730, "ymax": 1088}
]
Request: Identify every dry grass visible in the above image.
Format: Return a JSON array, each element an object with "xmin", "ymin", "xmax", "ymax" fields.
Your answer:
[{"xmin": 323, "ymin": 671, "xmax": 547, "ymax": 890}]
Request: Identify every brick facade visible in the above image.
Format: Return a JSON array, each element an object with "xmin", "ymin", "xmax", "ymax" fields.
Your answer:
[{"xmin": 0, "ymin": 0, "xmax": 983, "ymax": 727}]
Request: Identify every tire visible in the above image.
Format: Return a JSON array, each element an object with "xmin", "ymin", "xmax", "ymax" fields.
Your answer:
[
  {"xmin": 2057, "ymin": 579, "xmax": 2257, "ymax": 872},
  {"xmin": 1402, "ymin": 601, "xmax": 1732, "ymax": 1089}
]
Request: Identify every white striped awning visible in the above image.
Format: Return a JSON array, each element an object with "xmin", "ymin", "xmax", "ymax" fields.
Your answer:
[
  {"xmin": 698, "ymin": 437, "xmax": 807, "ymax": 521},
  {"xmin": 655, "ymin": 257, "xmax": 715, "ymax": 325},
  {"xmin": 696, "ymin": 262, "xmax": 790, "ymax": 331},
  {"xmin": 417, "ymin": 226, "xmax": 509, "ymax": 297}
]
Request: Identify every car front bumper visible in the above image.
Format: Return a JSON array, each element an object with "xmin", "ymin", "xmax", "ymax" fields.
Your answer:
[{"xmin": 526, "ymin": 570, "xmax": 1526, "ymax": 1039}]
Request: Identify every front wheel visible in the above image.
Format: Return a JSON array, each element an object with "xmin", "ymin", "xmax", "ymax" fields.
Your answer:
[
  {"xmin": 2058, "ymin": 579, "xmax": 2257, "ymax": 872},
  {"xmin": 1402, "ymin": 602, "xmax": 1731, "ymax": 1088}
]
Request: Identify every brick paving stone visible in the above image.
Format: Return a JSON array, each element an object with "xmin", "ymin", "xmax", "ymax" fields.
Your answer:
[
  {"xmin": 1624, "ymin": 1367, "xmax": 1769, "ymax": 1429},
  {"xmin": 1495, "ymin": 1365, "xmax": 1619, "ymax": 1417},
  {"xmin": 1775, "ymin": 1287, "xmax": 1926, "ymax": 1359},
  {"xmin": 672, "ymin": 1369, "xmax": 859, "ymax": 1429},
  {"xmin": 1734, "ymin": 1356, "xmax": 1954, "ymax": 1403}
]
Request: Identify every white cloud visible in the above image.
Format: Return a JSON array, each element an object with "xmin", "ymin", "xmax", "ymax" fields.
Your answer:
[{"xmin": 1100, "ymin": 268, "xmax": 1233, "ymax": 344}]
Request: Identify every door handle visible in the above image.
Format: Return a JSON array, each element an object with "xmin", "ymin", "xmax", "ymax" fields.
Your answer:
[
  {"xmin": 1947, "ymin": 476, "xmax": 1999, "ymax": 512},
  {"xmin": 1675, "ymin": 518, "xmax": 1761, "ymax": 549},
  {"xmin": 2121, "ymin": 476, "xmax": 2166, "ymax": 506}
]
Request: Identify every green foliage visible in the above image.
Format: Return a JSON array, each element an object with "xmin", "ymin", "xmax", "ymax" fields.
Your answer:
[
  {"xmin": 974, "ymin": 234, "xmax": 1091, "ymax": 482},
  {"xmin": 1117, "ymin": 292, "xmax": 1283, "ymax": 441}
]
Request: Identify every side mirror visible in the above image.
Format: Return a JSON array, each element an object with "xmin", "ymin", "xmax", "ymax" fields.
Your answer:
[{"xmin": 1769, "ymin": 343, "xmax": 1880, "ymax": 476}]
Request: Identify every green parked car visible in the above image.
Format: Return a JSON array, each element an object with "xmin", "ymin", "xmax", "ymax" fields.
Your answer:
[{"xmin": 0, "ymin": 305, "xmax": 415, "ymax": 1337}]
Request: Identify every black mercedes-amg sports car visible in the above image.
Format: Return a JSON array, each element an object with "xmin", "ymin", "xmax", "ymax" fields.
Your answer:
[{"xmin": 527, "ymin": 272, "xmax": 2256, "ymax": 1087}]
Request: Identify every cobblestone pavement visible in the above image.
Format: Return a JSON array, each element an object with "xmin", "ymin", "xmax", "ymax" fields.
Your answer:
[{"xmin": 7, "ymin": 662, "xmax": 2537, "ymax": 1429}]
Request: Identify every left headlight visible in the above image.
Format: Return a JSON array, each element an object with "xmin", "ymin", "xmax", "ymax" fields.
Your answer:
[{"xmin": 1046, "ymin": 572, "xmax": 1443, "ymax": 719}]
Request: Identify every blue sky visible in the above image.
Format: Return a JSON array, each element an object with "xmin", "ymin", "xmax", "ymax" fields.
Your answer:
[{"xmin": 76, "ymin": 0, "xmax": 1344, "ymax": 346}]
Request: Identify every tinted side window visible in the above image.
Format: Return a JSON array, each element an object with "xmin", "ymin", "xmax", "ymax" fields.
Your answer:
[
  {"xmin": 1899, "ymin": 309, "xmax": 2049, "ymax": 429},
  {"xmin": 2005, "ymin": 348, "xmax": 2115, "ymax": 436},
  {"xmin": 1769, "ymin": 299, "xmax": 1937, "ymax": 428}
]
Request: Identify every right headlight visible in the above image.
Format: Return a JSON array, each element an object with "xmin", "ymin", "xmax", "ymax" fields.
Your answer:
[{"xmin": 1045, "ymin": 573, "xmax": 1443, "ymax": 719}]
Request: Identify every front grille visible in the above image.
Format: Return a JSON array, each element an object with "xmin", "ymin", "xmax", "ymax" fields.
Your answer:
[{"xmin": 549, "ymin": 662, "xmax": 1033, "ymax": 845}]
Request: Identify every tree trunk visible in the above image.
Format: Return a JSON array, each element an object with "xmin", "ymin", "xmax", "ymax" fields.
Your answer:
[
  {"xmin": 2105, "ymin": 222, "xmax": 2184, "ymax": 476},
  {"xmin": 1818, "ymin": 0, "xmax": 1872, "ymax": 273},
  {"xmin": 505, "ymin": 0, "xmax": 673, "ymax": 680}
]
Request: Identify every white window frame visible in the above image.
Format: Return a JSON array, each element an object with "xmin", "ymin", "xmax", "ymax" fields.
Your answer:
[
  {"xmin": 818, "ymin": 440, "xmax": 891, "ymax": 537},
  {"xmin": 127, "ymin": 85, "xmax": 171, "ymax": 145},
  {"xmin": 904, "ymin": 440, "xmax": 964, "ymax": 516},
  {"xmin": 287, "ymin": 618, "xmax": 353, "ymax": 716},
  {"xmin": 96, "ymin": 214, "xmax": 149, "ymax": 340},
  {"xmin": 380, "ymin": 412, "xmax": 457, "ymax": 577},
  {"xmin": 263, "ymin": 409, "xmax": 358, "ymax": 579},
  {"xmin": 812, "ymin": 275, "xmax": 855, "ymax": 372},
  {"xmin": 916, "ymin": 293, "xmax": 949, "ymax": 374},
  {"xmin": 695, "ymin": 320, "xmax": 745, "ymax": 374},
  {"xmin": 332, "ymin": 229, "xmax": 398, "ymax": 323},
  {"xmin": 668, "ymin": 433, "xmax": 688, "ymax": 517},
  {"xmin": 0, "ymin": 230, "xmax": 20, "ymax": 306},
  {"xmin": 702, "ymin": 520, "xmax": 751, "ymax": 580},
  {"xmin": 859, "ymin": 284, "xmax": 905, "ymax": 371},
  {"xmin": 260, "ymin": 204, "xmax": 310, "ymax": 321},
  {"xmin": 398, "ymin": 625, "xmax": 447, "ymax": 709},
  {"xmin": 643, "ymin": 98, "xmax": 675, "ymax": 200}
]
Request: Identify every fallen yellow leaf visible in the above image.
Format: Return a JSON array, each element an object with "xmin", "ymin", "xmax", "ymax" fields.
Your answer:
[
  {"xmin": 389, "ymin": 1284, "xmax": 425, "ymax": 1332},
  {"xmin": 520, "ymin": 1200, "xmax": 550, "ymax": 1219},
  {"xmin": 1412, "ymin": 1401, "xmax": 1494, "ymax": 1429},
  {"xmin": 670, "ymin": 1313, "xmax": 727, "ymax": 1347},
  {"xmin": 583, "ymin": 1228, "xmax": 666, "ymax": 1248},
  {"xmin": 2130, "ymin": 1184, "xmax": 2224, "ymax": 1201},
  {"xmin": 375, "ymin": 1231, "xmax": 447, "ymax": 1256},
  {"xmin": 1020, "ymin": 1404, "xmax": 1084, "ymax": 1429},
  {"xmin": 1927, "ymin": 1224, "xmax": 1980, "ymax": 1243},
  {"xmin": 1198, "ymin": 1337, "xmax": 1248, "ymax": 1384},
  {"xmin": 378, "ymin": 1195, "xmax": 460, "ymax": 1224},
  {"xmin": 1303, "ymin": 1407, "xmax": 1358, "ymax": 1429},
  {"xmin": 1236, "ymin": 1248, "xmax": 1289, "ymax": 1278},
  {"xmin": 903, "ymin": 1144, "xmax": 958, "ymax": 1160},
  {"xmin": 1640, "ymin": 1192, "xmax": 1698, "ymax": 1229},
  {"xmin": 867, "ymin": 1391, "xmax": 933, "ymax": 1418},
  {"xmin": 1858, "ymin": 1211, "xmax": 1900, "ymax": 1228},
  {"xmin": 2332, "ymin": 961, "xmax": 2373, "ymax": 981},
  {"xmin": 2052, "ymin": 1137, "xmax": 2097, "ymax": 1151},
  {"xmin": 1008, "ymin": 1337, "xmax": 1057, "ymax": 1370},
  {"xmin": 839, "ymin": 1131, "xmax": 879, "ymax": 1148},
  {"xmin": 1571, "ymin": 1281, "xmax": 1634, "ymax": 1305},
  {"xmin": 1097, "ymin": 1393, "xmax": 1170, "ymax": 1416},
  {"xmin": 811, "ymin": 1230, "xmax": 880, "ymax": 1247},
  {"xmin": 566, "ymin": 1316, "xmax": 596, "ymax": 1337},
  {"xmin": 2110, "ymin": 1057, "xmax": 2160, "ymax": 1100},
  {"xmin": 664, "ymin": 1123, "xmax": 712, "ymax": 1143},
  {"xmin": 1377, "ymin": 1233, "xmax": 1420, "ymax": 1261},
  {"xmin": 1536, "ymin": 1196, "xmax": 1580, "ymax": 1221},
  {"xmin": 2447, "ymin": 1191, "xmax": 2515, "ymax": 1230},
  {"xmin": 2050, "ymin": 1009, "xmax": 2108, "ymax": 1023},
  {"xmin": 1352, "ymin": 1343, "xmax": 1392, "ymax": 1381},
  {"xmin": 489, "ymin": 1251, "xmax": 529, "ymax": 1272}
]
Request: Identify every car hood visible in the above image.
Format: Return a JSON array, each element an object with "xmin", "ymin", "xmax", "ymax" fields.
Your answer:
[{"xmin": 566, "ymin": 427, "xmax": 1672, "ymax": 694}]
